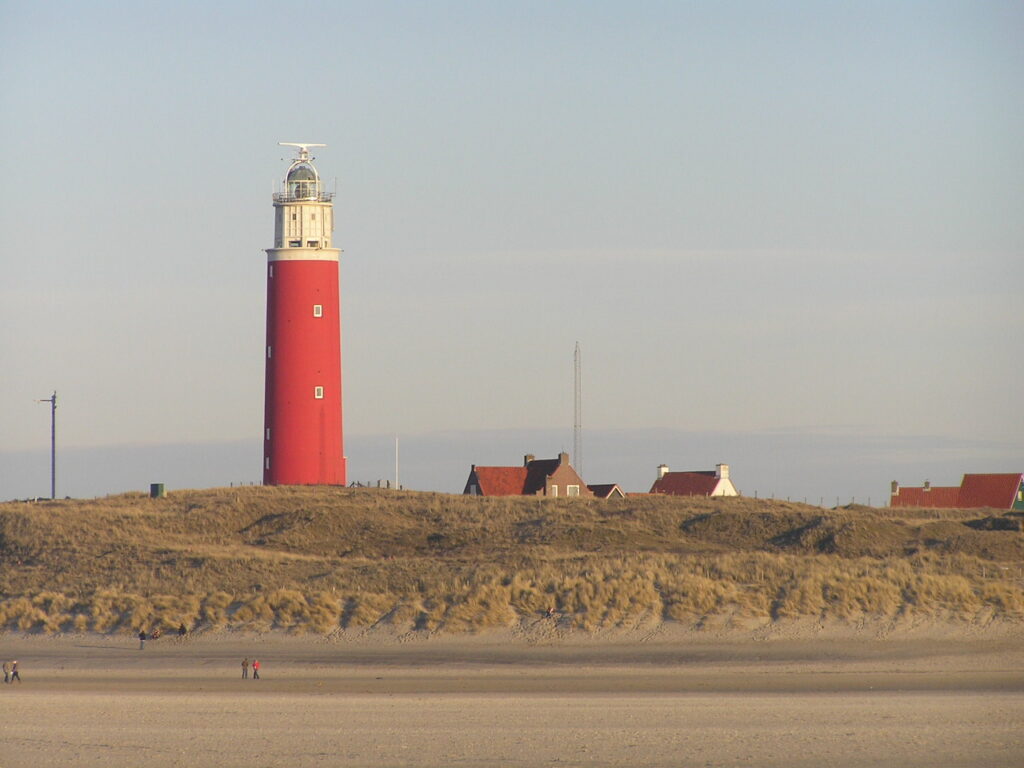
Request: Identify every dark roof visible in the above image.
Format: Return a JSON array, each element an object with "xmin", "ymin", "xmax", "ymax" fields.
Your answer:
[
  {"xmin": 587, "ymin": 484, "xmax": 623, "ymax": 499},
  {"xmin": 524, "ymin": 459, "xmax": 560, "ymax": 495},
  {"xmin": 287, "ymin": 164, "xmax": 317, "ymax": 181},
  {"xmin": 650, "ymin": 471, "xmax": 719, "ymax": 496}
]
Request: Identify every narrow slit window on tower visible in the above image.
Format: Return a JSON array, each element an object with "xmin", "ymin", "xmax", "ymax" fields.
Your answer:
[
  {"xmin": 291, "ymin": 213, "xmax": 297, "ymax": 220},
  {"xmin": 265, "ymin": 428, "xmax": 271, "ymax": 441},
  {"xmin": 314, "ymin": 386, "xmax": 324, "ymax": 399},
  {"xmin": 268, "ymin": 265, "xmax": 274, "ymax": 278},
  {"xmin": 313, "ymin": 304, "xmax": 323, "ymax": 318},
  {"xmin": 265, "ymin": 457, "xmax": 270, "ymax": 470}
]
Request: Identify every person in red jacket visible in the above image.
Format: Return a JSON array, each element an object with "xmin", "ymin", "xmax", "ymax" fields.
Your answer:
[{"xmin": 252, "ymin": 659, "xmax": 260, "ymax": 680}]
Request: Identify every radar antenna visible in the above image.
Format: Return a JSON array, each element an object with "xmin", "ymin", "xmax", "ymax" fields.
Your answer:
[{"xmin": 279, "ymin": 142, "xmax": 326, "ymax": 162}]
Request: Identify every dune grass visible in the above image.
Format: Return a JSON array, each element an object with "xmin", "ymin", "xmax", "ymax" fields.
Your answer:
[{"xmin": 0, "ymin": 486, "xmax": 1021, "ymax": 634}]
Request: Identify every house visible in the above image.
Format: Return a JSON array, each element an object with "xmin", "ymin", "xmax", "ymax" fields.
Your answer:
[
  {"xmin": 587, "ymin": 483, "xmax": 625, "ymax": 499},
  {"xmin": 649, "ymin": 463, "xmax": 738, "ymax": 497},
  {"xmin": 464, "ymin": 452, "xmax": 594, "ymax": 498},
  {"xmin": 890, "ymin": 474, "xmax": 1024, "ymax": 510}
]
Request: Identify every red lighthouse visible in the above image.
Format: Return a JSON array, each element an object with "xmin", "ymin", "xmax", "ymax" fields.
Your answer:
[{"xmin": 263, "ymin": 143, "xmax": 346, "ymax": 485}]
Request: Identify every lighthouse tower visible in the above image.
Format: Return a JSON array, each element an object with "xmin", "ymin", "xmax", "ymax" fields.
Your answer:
[{"xmin": 263, "ymin": 143, "xmax": 346, "ymax": 485}]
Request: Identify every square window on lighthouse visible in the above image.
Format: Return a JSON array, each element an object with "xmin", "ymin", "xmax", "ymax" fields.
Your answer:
[
  {"xmin": 313, "ymin": 304, "xmax": 323, "ymax": 318},
  {"xmin": 314, "ymin": 386, "xmax": 324, "ymax": 399}
]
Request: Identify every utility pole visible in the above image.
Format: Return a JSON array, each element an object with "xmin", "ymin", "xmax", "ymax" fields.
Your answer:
[{"xmin": 37, "ymin": 391, "xmax": 56, "ymax": 499}]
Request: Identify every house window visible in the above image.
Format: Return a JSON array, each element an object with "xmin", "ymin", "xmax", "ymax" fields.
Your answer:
[
  {"xmin": 550, "ymin": 485, "xmax": 558, "ymax": 497},
  {"xmin": 314, "ymin": 386, "xmax": 324, "ymax": 399},
  {"xmin": 313, "ymin": 304, "xmax": 323, "ymax": 317},
  {"xmin": 567, "ymin": 485, "xmax": 580, "ymax": 497},
  {"xmin": 289, "ymin": 240, "xmax": 301, "ymax": 247},
  {"xmin": 468, "ymin": 484, "xmax": 478, "ymax": 495}
]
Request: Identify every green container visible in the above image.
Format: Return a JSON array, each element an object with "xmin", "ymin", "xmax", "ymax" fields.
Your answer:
[{"xmin": 149, "ymin": 483, "xmax": 166, "ymax": 499}]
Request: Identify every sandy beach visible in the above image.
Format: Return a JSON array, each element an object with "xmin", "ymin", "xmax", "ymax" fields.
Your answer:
[{"xmin": 0, "ymin": 625, "xmax": 1021, "ymax": 767}]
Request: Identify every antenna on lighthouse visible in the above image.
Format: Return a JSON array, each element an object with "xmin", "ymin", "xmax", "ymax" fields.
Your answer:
[
  {"xmin": 573, "ymin": 342, "xmax": 582, "ymax": 477},
  {"xmin": 278, "ymin": 142, "xmax": 326, "ymax": 162}
]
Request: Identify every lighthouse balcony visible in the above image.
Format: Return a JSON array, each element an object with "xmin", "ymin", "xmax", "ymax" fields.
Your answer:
[{"xmin": 273, "ymin": 191, "xmax": 334, "ymax": 204}]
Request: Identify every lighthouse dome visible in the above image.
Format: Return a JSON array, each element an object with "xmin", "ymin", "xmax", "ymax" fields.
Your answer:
[{"xmin": 286, "ymin": 163, "xmax": 319, "ymax": 199}]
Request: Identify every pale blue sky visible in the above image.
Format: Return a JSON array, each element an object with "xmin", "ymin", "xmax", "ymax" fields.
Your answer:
[{"xmin": 1, "ymin": 1, "xmax": 1021, "ymax": 500}]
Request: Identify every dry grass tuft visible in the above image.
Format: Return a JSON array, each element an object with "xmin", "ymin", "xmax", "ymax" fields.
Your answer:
[{"xmin": 1, "ymin": 487, "xmax": 1022, "ymax": 634}]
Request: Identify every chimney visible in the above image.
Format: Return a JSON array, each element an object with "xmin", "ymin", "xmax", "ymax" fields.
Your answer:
[
  {"xmin": 923, "ymin": 480, "xmax": 931, "ymax": 491},
  {"xmin": 891, "ymin": 480, "xmax": 899, "ymax": 496},
  {"xmin": 558, "ymin": 451, "xmax": 569, "ymax": 465},
  {"xmin": 524, "ymin": 454, "xmax": 535, "ymax": 467},
  {"xmin": 716, "ymin": 463, "xmax": 729, "ymax": 480},
  {"xmin": 657, "ymin": 464, "xmax": 669, "ymax": 480}
]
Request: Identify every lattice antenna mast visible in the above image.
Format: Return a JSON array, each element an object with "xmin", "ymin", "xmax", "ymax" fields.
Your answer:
[
  {"xmin": 574, "ymin": 342, "xmax": 582, "ymax": 477},
  {"xmin": 36, "ymin": 391, "xmax": 56, "ymax": 499}
]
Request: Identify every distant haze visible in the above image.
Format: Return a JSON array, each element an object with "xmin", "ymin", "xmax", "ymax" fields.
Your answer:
[
  {"xmin": 1, "ymin": 3, "xmax": 1021, "ymax": 500},
  {"xmin": 2, "ymin": 428, "xmax": 1019, "ymax": 507}
]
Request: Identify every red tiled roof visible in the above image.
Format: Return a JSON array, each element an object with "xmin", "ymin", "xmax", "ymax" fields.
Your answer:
[
  {"xmin": 958, "ymin": 474, "xmax": 1023, "ymax": 509},
  {"xmin": 650, "ymin": 471, "xmax": 719, "ymax": 496},
  {"xmin": 472, "ymin": 466, "xmax": 528, "ymax": 496},
  {"xmin": 467, "ymin": 454, "xmax": 587, "ymax": 496},
  {"xmin": 890, "ymin": 486, "xmax": 960, "ymax": 508}
]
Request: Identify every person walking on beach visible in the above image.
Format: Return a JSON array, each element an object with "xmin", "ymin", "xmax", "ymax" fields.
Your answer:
[
  {"xmin": 139, "ymin": 629, "xmax": 146, "ymax": 650},
  {"xmin": 2, "ymin": 660, "xmax": 10, "ymax": 683},
  {"xmin": 252, "ymin": 659, "xmax": 260, "ymax": 680},
  {"xmin": 242, "ymin": 657, "xmax": 249, "ymax": 679},
  {"xmin": 10, "ymin": 661, "xmax": 20, "ymax": 683}
]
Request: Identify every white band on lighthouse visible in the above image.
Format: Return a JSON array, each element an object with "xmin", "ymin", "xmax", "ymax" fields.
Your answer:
[{"xmin": 266, "ymin": 248, "xmax": 340, "ymax": 262}]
